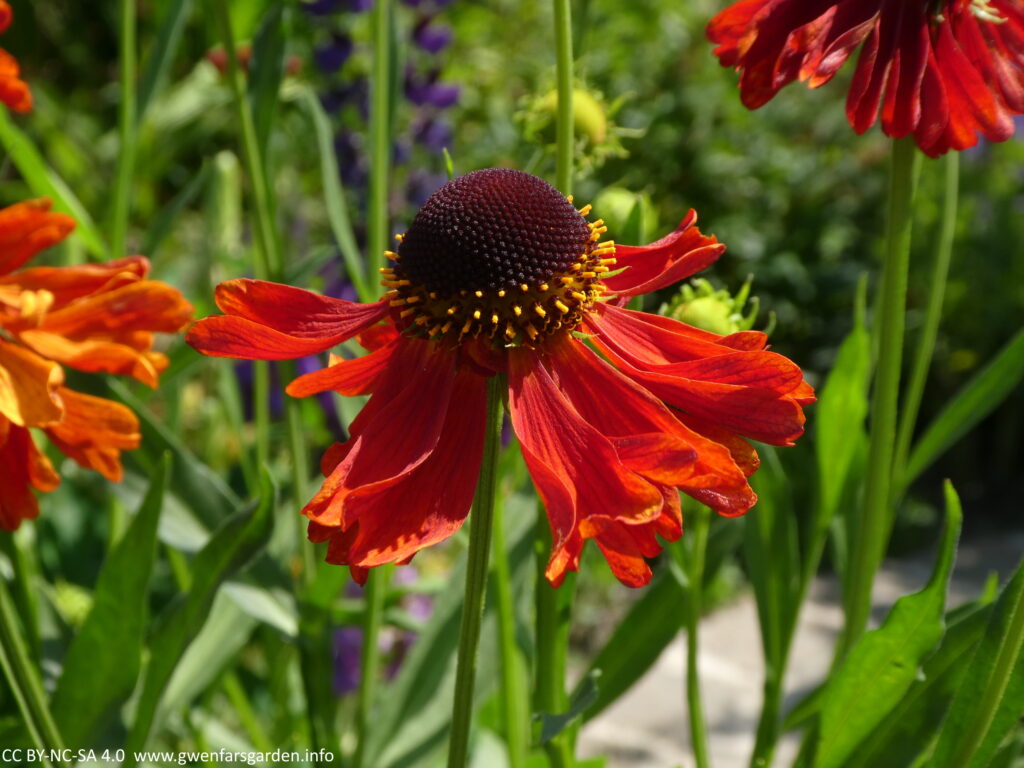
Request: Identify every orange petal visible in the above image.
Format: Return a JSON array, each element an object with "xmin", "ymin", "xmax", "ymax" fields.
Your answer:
[
  {"xmin": 0, "ymin": 339, "xmax": 64, "ymax": 427},
  {"xmin": 36, "ymin": 280, "xmax": 193, "ymax": 338},
  {"xmin": 0, "ymin": 199, "xmax": 75, "ymax": 275},
  {"xmin": 18, "ymin": 330, "xmax": 166, "ymax": 388},
  {"xmin": 0, "ymin": 418, "xmax": 60, "ymax": 531},
  {"xmin": 0, "ymin": 48, "xmax": 31, "ymax": 114},
  {"xmin": 44, "ymin": 388, "xmax": 140, "ymax": 482},
  {"xmin": 0, "ymin": 257, "xmax": 150, "ymax": 311}
]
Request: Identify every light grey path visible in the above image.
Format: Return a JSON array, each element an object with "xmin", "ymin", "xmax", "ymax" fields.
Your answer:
[{"xmin": 578, "ymin": 531, "xmax": 1024, "ymax": 768}]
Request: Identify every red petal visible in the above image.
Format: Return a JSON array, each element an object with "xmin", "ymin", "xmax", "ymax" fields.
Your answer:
[
  {"xmin": 286, "ymin": 339, "xmax": 397, "ymax": 397},
  {"xmin": 302, "ymin": 339, "xmax": 455, "ymax": 528},
  {"xmin": 330, "ymin": 366, "xmax": 487, "ymax": 568},
  {"xmin": 0, "ymin": 419, "xmax": 60, "ymax": 531},
  {"xmin": 603, "ymin": 211, "xmax": 725, "ymax": 298}
]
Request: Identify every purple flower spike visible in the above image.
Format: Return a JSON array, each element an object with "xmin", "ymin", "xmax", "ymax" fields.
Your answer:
[
  {"xmin": 424, "ymin": 82, "xmax": 460, "ymax": 109},
  {"xmin": 347, "ymin": 0, "xmax": 374, "ymax": 10},
  {"xmin": 303, "ymin": 0, "xmax": 347, "ymax": 16},
  {"xmin": 413, "ymin": 19, "xmax": 453, "ymax": 55},
  {"xmin": 314, "ymin": 33, "xmax": 354, "ymax": 74},
  {"xmin": 415, "ymin": 118, "xmax": 453, "ymax": 152},
  {"xmin": 333, "ymin": 627, "xmax": 363, "ymax": 695}
]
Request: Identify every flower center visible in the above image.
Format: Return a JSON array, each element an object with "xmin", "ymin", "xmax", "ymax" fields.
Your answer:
[{"xmin": 381, "ymin": 169, "xmax": 616, "ymax": 347}]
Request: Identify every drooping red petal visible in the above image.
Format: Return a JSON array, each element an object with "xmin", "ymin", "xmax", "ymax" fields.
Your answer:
[
  {"xmin": 603, "ymin": 211, "xmax": 725, "ymax": 299},
  {"xmin": 188, "ymin": 280, "xmax": 389, "ymax": 361},
  {"xmin": 302, "ymin": 338, "xmax": 455, "ymax": 529},
  {"xmin": 324, "ymin": 366, "xmax": 487, "ymax": 570},
  {"xmin": 509, "ymin": 347, "xmax": 667, "ymax": 585},
  {"xmin": 588, "ymin": 305, "xmax": 809, "ymax": 446}
]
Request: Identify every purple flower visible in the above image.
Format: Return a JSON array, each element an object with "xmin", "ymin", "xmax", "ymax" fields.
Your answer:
[
  {"xmin": 333, "ymin": 627, "xmax": 363, "ymax": 695},
  {"xmin": 406, "ymin": 169, "xmax": 447, "ymax": 207},
  {"xmin": 414, "ymin": 117, "xmax": 453, "ymax": 152},
  {"xmin": 303, "ymin": 0, "xmax": 347, "ymax": 15},
  {"xmin": 314, "ymin": 33, "xmax": 354, "ymax": 74},
  {"xmin": 405, "ymin": 68, "xmax": 460, "ymax": 108},
  {"xmin": 413, "ymin": 18, "xmax": 453, "ymax": 55}
]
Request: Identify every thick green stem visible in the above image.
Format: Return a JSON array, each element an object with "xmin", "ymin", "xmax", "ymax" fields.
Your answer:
[
  {"xmin": 492, "ymin": 486, "xmax": 530, "ymax": 768},
  {"xmin": 110, "ymin": 0, "xmax": 136, "ymax": 259},
  {"xmin": 685, "ymin": 505, "xmax": 712, "ymax": 768},
  {"xmin": 534, "ymin": 512, "xmax": 575, "ymax": 768},
  {"xmin": 553, "ymin": 0, "xmax": 574, "ymax": 196},
  {"xmin": 0, "ymin": 576, "xmax": 64, "ymax": 768},
  {"xmin": 894, "ymin": 151, "xmax": 959, "ymax": 483},
  {"xmin": 447, "ymin": 376, "xmax": 505, "ymax": 768},
  {"xmin": 367, "ymin": 0, "xmax": 392, "ymax": 286},
  {"xmin": 841, "ymin": 137, "xmax": 921, "ymax": 654}
]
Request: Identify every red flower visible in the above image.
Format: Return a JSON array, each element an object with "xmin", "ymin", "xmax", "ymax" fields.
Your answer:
[
  {"xmin": 0, "ymin": 0, "xmax": 32, "ymax": 113},
  {"xmin": 0, "ymin": 199, "xmax": 194, "ymax": 529},
  {"xmin": 707, "ymin": 0, "xmax": 1024, "ymax": 156},
  {"xmin": 188, "ymin": 169, "xmax": 813, "ymax": 588}
]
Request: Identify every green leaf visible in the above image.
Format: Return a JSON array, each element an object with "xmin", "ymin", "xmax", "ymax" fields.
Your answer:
[
  {"xmin": 847, "ymin": 599, "xmax": 994, "ymax": 768},
  {"xmin": 140, "ymin": 160, "xmax": 211, "ymax": 259},
  {"xmin": 50, "ymin": 456, "xmax": 170, "ymax": 746},
  {"xmin": 294, "ymin": 85, "xmax": 370, "ymax": 301},
  {"xmin": 110, "ymin": 379, "xmax": 241, "ymax": 530},
  {"xmin": 248, "ymin": 4, "xmax": 287, "ymax": 158},
  {"xmin": 900, "ymin": 328, "xmax": 1024, "ymax": 494},
  {"xmin": 814, "ymin": 481, "xmax": 963, "ymax": 768},
  {"xmin": 537, "ymin": 670, "xmax": 601, "ymax": 744},
  {"xmin": 930, "ymin": 551, "xmax": 1024, "ymax": 768},
  {"xmin": 123, "ymin": 469, "xmax": 275, "ymax": 764},
  {"xmin": 0, "ymin": 108, "xmax": 108, "ymax": 258},
  {"xmin": 815, "ymin": 311, "xmax": 871, "ymax": 533},
  {"xmin": 137, "ymin": 0, "xmax": 194, "ymax": 120}
]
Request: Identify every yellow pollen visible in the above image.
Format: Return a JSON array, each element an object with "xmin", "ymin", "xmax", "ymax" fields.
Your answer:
[
  {"xmin": 428, "ymin": 325, "xmax": 442, "ymax": 337},
  {"xmin": 581, "ymin": 271, "xmax": 596, "ymax": 278},
  {"xmin": 491, "ymin": 313, "xmax": 499, "ymax": 325},
  {"xmin": 384, "ymin": 250, "xmax": 399, "ymax": 260},
  {"xmin": 441, "ymin": 321, "xmax": 453, "ymax": 333},
  {"xmin": 415, "ymin": 316, "xmax": 429, "ymax": 326},
  {"xmin": 524, "ymin": 324, "xmax": 539, "ymax": 340},
  {"xmin": 389, "ymin": 298, "xmax": 407, "ymax": 307},
  {"xmin": 520, "ymin": 284, "xmax": 529, "ymax": 292},
  {"xmin": 498, "ymin": 289, "xmax": 507, "ymax": 298},
  {"xmin": 554, "ymin": 300, "xmax": 570, "ymax": 314},
  {"xmin": 534, "ymin": 305, "xmax": 547, "ymax": 318},
  {"xmin": 571, "ymin": 291, "xmax": 587, "ymax": 302},
  {"xmin": 447, "ymin": 305, "xmax": 459, "ymax": 315},
  {"xmin": 400, "ymin": 308, "xmax": 416, "ymax": 318},
  {"xmin": 461, "ymin": 319, "xmax": 473, "ymax": 334},
  {"xmin": 394, "ymin": 233, "xmax": 405, "ymax": 242},
  {"xmin": 474, "ymin": 290, "xmax": 484, "ymax": 298},
  {"xmin": 513, "ymin": 304, "xmax": 523, "ymax": 316},
  {"xmin": 578, "ymin": 204, "xmax": 592, "ymax": 216},
  {"xmin": 473, "ymin": 309, "xmax": 482, "ymax": 320}
]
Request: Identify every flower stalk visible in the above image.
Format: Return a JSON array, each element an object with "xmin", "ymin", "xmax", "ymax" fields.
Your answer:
[
  {"xmin": 684, "ymin": 504, "xmax": 712, "ymax": 768},
  {"xmin": 553, "ymin": 0, "xmax": 574, "ymax": 196},
  {"xmin": 354, "ymin": 566, "xmax": 387, "ymax": 768},
  {"xmin": 367, "ymin": 0, "xmax": 392, "ymax": 286},
  {"xmin": 110, "ymin": 0, "xmax": 136, "ymax": 259},
  {"xmin": 842, "ymin": 137, "xmax": 921, "ymax": 653},
  {"xmin": 894, "ymin": 150, "xmax": 959, "ymax": 483},
  {"xmin": 448, "ymin": 375, "xmax": 506, "ymax": 768}
]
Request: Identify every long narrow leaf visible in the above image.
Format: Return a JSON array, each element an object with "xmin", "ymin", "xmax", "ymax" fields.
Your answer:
[
  {"xmin": 137, "ymin": 0, "xmax": 194, "ymax": 119},
  {"xmin": 50, "ymin": 455, "xmax": 170, "ymax": 746},
  {"xmin": 901, "ymin": 328, "xmax": 1024, "ymax": 494},
  {"xmin": 931, "ymin": 553, "xmax": 1024, "ymax": 768},
  {"xmin": 814, "ymin": 481, "xmax": 963, "ymax": 768},
  {"xmin": 123, "ymin": 470, "xmax": 275, "ymax": 764}
]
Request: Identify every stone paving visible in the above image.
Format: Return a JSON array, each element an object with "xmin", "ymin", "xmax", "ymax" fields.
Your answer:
[{"xmin": 578, "ymin": 531, "xmax": 1024, "ymax": 768}]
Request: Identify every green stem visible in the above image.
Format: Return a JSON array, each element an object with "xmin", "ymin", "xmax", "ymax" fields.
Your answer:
[
  {"xmin": 553, "ymin": 0, "xmax": 574, "ymax": 196},
  {"xmin": 893, "ymin": 150, "xmax": 959, "ymax": 484},
  {"xmin": 0, "ymin": 576, "xmax": 64, "ymax": 768},
  {"xmin": 492, "ymin": 482, "xmax": 529, "ymax": 768},
  {"xmin": 841, "ymin": 137, "xmax": 920, "ymax": 654},
  {"xmin": 353, "ymin": 566, "xmax": 387, "ymax": 768},
  {"xmin": 533, "ymin": 512, "xmax": 575, "ymax": 768},
  {"xmin": 223, "ymin": 673, "xmax": 274, "ymax": 752},
  {"xmin": 367, "ymin": 0, "xmax": 392, "ymax": 287},
  {"xmin": 685, "ymin": 505, "xmax": 712, "ymax": 768},
  {"xmin": 447, "ymin": 375, "xmax": 505, "ymax": 768},
  {"xmin": 110, "ymin": 0, "xmax": 136, "ymax": 258},
  {"xmin": 212, "ymin": 0, "xmax": 281, "ymax": 469}
]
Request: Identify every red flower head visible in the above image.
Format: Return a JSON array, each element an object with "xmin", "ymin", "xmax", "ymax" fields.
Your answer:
[
  {"xmin": 0, "ymin": 0, "xmax": 32, "ymax": 113},
  {"xmin": 707, "ymin": 0, "xmax": 1024, "ymax": 156},
  {"xmin": 188, "ymin": 169, "xmax": 814, "ymax": 588},
  {"xmin": 0, "ymin": 199, "xmax": 194, "ymax": 529}
]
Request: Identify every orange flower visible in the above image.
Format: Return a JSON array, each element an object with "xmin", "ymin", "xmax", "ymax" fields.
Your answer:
[
  {"xmin": 0, "ymin": 0, "xmax": 32, "ymax": 113},
  {"xmin": 189, "ymin": 170, "xmax": 813, "ymax": 588},
  {"xmin": 0, "ymin": 199, "xmax": 194, "ymax": 529}
]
